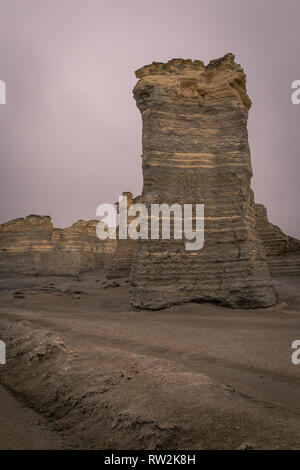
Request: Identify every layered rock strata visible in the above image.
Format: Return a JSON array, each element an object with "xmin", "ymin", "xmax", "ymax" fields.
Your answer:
[
  {"xmin": 106, "ymin": 192, "xmax": 142, "ymax": 278},
  {"xmin": 0, "ymin": 215, "xmax": 116, "ymax": 276},
  {"xmin": 255, "ymin": 203, "xmax": 300, "ymax": 256},
  {"xmin": 130, "ymin": 54, "xmax": 277, "ymax": 309},
  {"xmin": 109, "ymin": 197, "xmax": 300, "ymax": 277}
]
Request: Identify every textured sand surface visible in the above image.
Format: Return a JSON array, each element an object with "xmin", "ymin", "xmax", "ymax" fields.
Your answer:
[
  {"xmin": 0, "ymin": 384, "xmax": 69, "ymax": 449},
  {"xmin": 0, "ymin": 261, "xmax": 300, "ymax": 449}
]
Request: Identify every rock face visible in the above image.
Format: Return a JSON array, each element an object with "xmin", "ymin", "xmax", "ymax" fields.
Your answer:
[
  {"xmin": 0, "ymin": 215, "xmax": 116, "ymax": 276},
  {"xmin": 105, "ymin": 196, "xmax": 300, "ymax": 278},
  {"xmin": 130, "ymin": 54, "xmax": 277, "ymax": 309},
  {"xmin": 255, "ymin": 203, "xmax": 300, "ymax": 256},
  {"xmin": 106, "ymin": 192, "xmax": 142, "ymax": 278}
]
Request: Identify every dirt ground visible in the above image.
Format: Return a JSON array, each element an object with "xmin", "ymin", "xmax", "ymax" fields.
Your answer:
[
  {"xmin": 0, "ymin": 263, "xmax": 300, "ymax": 449},
  {"xmin": 0, "ymin": 384, "xmax": 69, "ymax": 449}
]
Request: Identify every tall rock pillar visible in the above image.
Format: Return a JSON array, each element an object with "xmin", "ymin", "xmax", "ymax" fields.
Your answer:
[{"xmin": 130, "ymin": 54, "xmax": 276, "ymax": 309}]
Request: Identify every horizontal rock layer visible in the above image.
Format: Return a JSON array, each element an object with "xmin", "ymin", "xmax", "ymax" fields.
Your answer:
[
  {"xmin": 103, "ymin": 197, "xmax": 300, "ymax": 279},
  {"xmin": 0, "ymin": 215, "xmax": 116, "ymax": 276},
  {"xmin": 130, "ymin": 54, "xmax": 277, "ymax": 309},
  {"xmin": 267, "ymin": 254, "xmax": 300, "ymax": 277},
  {"xmin": 106, "ymin": 192, "xmax": 142, "ymax": 279},
  {"xmin": 255, "ymin": 203, "xmax": 300, "ymax": 256}
]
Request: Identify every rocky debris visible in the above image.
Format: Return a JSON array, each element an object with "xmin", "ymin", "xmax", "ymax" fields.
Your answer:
[
  {"xmin": 13, "ymin": 292, "xmax": 25, "ymax": 299},
  {"xmin": 6, "ymin": 284, "xmax": 92, "ymax": 298},
  {"xmin": 10, "ymin": 286, "xmax": 61, "ymax": 296},
  {"xmin": 102, "ymin": 281, "xmax": 121, "ymax": 289},
  {"xmin": 0, "ymin": 215, "xmax": 117, "ymax": 276},
  {"xmin": 237, "ymin": 442, "xmax": 255, "ymax": 450},
  {"xmin": 255, "ymin": 203, "xmax": 300, "ymax": 256},
  {"xmin": 106, "ymin": 192, "xmax": 142, "ymax": 279},
  {"xmin": 130, "ymin": 54, "xmax": 276, "ymax": 309}
]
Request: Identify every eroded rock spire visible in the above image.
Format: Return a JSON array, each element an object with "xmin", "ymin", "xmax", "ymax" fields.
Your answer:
[{"xmin": 129, "ymin": 54, "xmax": 277, "ymax": 309}]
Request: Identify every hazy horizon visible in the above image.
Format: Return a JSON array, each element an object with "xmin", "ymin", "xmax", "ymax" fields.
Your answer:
[{"xmin": 0, "ymin": 0, "xmax": 299, "ymax": 238}]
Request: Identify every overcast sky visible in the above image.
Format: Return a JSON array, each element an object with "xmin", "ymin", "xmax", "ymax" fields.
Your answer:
[{"xmin": 0, "ymin": 0, "xmax": 299, "ymax": 238}]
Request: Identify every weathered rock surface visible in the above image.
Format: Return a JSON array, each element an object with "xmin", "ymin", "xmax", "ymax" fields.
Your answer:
[
  {"xmin": 130, "ymin": 54, "xmax": 277, "ymax": 309},
  {"xmin": 255, "ymin": 203, "xmax": 300, "ymax": 256},
  {"xmin": 108, "ymin": 197, "xmax": 300, "ymax": 278},
  {"xmin": 0, "ymin": 215, "xmax": 116, "ymax": 276},
  {"xmin": 106, "ymin": 192, "xmax": 142, "ymax": 278},
  {"xmin": 267, "ymin": 254, "xmax": 300, "ymax": 277}
]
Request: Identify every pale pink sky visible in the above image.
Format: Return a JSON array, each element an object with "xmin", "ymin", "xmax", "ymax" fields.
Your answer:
[{"xmin": 0, "ymin": 0, "xmax": 299, "ymax": 237}]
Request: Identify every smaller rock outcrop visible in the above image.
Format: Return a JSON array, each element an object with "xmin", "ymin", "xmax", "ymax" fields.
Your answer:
[
  {"xmin": 106, "ymin": 192, "xmax": 142, "ymax": 279},
  {"xmin": 255, "ymin": 203, "xmax": 300, "ymax": 256},
  {"xmin": 0, "ymin": 215, "xmax": 116, "ymax": 276}
]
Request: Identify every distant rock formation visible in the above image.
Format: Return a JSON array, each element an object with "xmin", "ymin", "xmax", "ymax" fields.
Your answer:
[
  {"xmin": 106, "ymin": 192, "xmax": 142, "ymax": 278},
  {"xmin": 255, "ymin": 203, "xmax": 300, "ymax": 277},
  {"xmin": 0, "ymin": 215, "xmax": 116, "ymax": 276},
  {"xmin": 255, "ymin": 203, "xmax": 300, "ymax": 256},
  {"xmin": 130, "ymin": 54, "xmax": 277, "ymax": 309}
]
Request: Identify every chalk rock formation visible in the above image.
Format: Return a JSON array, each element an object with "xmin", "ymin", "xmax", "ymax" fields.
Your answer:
[
  {"xmin": 108, "ymin": 197, "xmax": 300, "ymax": 277},
  {"xmin": 130, "ymin": 54, "xmax": 277, "ymax": 309},
  {"xmin": 0, "ymin": 215, "xmax": 116, "ymax": 276},
  {"xmin": 106, "ymin": 192, "xmax": 142, "ymax": 278},
  {"xmin": 255, "ymin": 203, "xmax": 300, "ymax": 256}
]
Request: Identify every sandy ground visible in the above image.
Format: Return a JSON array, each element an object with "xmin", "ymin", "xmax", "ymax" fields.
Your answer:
[
  {"xmin": 0, "ymin": 263, "xmax": 300, "ymax": 449},
  {"xmin": 0, "ymin": 384, "xmax": 69, "ymax": 449}
]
